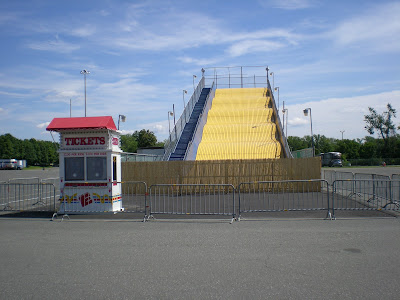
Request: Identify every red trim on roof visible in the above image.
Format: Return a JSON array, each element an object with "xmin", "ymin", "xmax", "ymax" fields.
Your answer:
[{"xmin": 46, "ymin": 116, "xmax": 117, "ymax": 131}]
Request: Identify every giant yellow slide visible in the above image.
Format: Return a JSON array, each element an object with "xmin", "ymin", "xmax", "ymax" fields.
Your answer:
[{"xmin": 196, "ymin": 88, "xmax": 281, "ymax": 160}]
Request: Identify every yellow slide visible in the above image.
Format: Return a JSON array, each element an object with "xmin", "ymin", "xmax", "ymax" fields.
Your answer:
[{"xmin": 196, "ymin": 88, "xmax": 281, "ymax": 160}]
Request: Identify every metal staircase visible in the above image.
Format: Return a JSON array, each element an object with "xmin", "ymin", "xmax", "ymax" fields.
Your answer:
[{"xmin": 169, "ymin": 88, "xmax": 211, "ymax": 160}]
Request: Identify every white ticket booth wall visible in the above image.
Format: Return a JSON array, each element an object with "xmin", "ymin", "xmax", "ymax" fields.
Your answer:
[{"xmin": 47, "ymin": 117, "xmax": 122, "ymax": 213}]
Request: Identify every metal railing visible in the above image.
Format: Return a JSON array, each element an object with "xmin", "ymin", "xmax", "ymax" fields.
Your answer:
[
  {"xmin": 238, "ymin": 180, "xmax": 332, "ymax": 219},
  {"xmin": 163, "ymin": 77, "xmax": 205, "ymax": 161},
  {"xmin": 184, "ymin": 81, "xmax": 215, "ymax": 160},
  {"xmin": 2, "ymin": 177, "xmax": 399, "ymax": 220},
  {"xmin": 121, "ymin": 181, "xmax": 148, "ymax": 215},
  {"xmin": 122, "ymin": 152, "xmax": 163, "ymax": 162},
  {"xmin": 148, "ymin": 184, "xmax": 236, "ymax": 221},
  {"xmin": 0, "ymin": 183, "xmax": 56, "ymax": 212},
  {"xmin": 331, "ymin": 180, "xmax": 400, "ymax": 217}
]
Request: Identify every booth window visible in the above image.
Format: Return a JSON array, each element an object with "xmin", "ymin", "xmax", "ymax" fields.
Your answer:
[
  {"xmin": 87, "ymin": 157, "xmax": 107, "ymax": 181},
  {"xmin": 113, "ymin": 156, "xmax": 117, "ymax": 181},
  {"xmin": 65, "ymin": 157, "xmax": 84, "ymax": 181}
]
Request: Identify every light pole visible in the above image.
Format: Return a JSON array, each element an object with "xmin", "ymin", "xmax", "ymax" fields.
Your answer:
[
  {"xmin": 282, "ymin": 100, "xmax": 288, "ymax": 137},
  {"xmin": 270, "ymin": 72, "xmax": 274, "ymax": 91},
  {"xmin": 340, "ymin": 130, "xmax": 345, "ymax": 140},
  {"xmin": 80, "ymin": 69, "xmax": 90, "ymax": 117},
  {"xmin": 193, "ymin": 75, "xmax": 197, "ymax": 91},
  {"xmin": 168, "ymin": 111, "xmax": 173, "ymax": 142},
  {"xmin": 183, "ymin": 90, "xmax": 187, "ymax": 108},
  {"xmin": 118, "ymin": 115, "xmax": 126, "ymax": 130},
  {"xmin": 274, "ymin": 86, "xmax": 280, "ymax": 111},
  {"xmin": 183, "ymin": 90, "xmax": 188, "ymax": 123},
  {"xmin": 173, "ymin": 104, "xmax": 177, "ymax": 141},
  {"xmin": 303, "ymin": 108, "xmax": 314, "ymax": 156},
  {"xmin": 283, "ymin": 108, "xmax": 288, "ymax": 138}
]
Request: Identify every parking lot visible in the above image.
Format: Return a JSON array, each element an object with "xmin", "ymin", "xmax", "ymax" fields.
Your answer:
[
  {"xmin": 1, "ymin": 167, "xmax": 399, "ymax": 298},
  {"xmin": 0, "ymin": 217, "xmax": 399, "ymax": 299}
]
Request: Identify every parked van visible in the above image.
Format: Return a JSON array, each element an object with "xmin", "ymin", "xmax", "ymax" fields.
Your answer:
[{"xmin": 320, "ymin": 152, "xmax": 342, "ymax": 167}]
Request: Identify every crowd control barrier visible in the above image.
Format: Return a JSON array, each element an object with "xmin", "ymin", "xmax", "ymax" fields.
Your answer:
[
  {"xmin": 238, "ymin": 180, "xmax": 332, "ymax": 219},
  {"xmin": 120, "ymin": 181, "xmax": 148, "ymax": 214},
  {"xmin": 148, "ymin": 184, "xmax": 236, "ymax": 222},
  {"xmin": 0, "ymin": 183, "xmax": 56, "ymax": 212},
  {"xmin": 331, "ymin": 179, "xmax": 400, "ymax": 217},
  {"xmin": 2, "ymin": 178, "xmax": 400, "ymax": 220}
]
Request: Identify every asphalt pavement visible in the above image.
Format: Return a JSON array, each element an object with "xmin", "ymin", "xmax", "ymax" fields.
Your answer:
[{"xmin": 0, "ymin": 217, "xmax": 399, "ymax": 299}]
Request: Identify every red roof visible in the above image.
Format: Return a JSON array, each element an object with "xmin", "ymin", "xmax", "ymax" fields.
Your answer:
[{"xmin": 46, "ymin": 116, "xmax": 117, "ymax": 132}]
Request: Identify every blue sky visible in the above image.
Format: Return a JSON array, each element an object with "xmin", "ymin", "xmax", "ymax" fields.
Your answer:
[{"xmin": 0, "ymin": 0, "xmax": 399, "ymax": 142}]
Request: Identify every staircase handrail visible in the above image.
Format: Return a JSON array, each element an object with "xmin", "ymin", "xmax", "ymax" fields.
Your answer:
[
  {"xmin": 163, "ymin": 76, "xmax": 205, "ymax": 160},
  {"xmin": 267, "ymin": 79, "xmax": 293, "ymax": 158},
  {"xmin": 184, "ymin": 81, "xmax": 215, "ymax": 160}
]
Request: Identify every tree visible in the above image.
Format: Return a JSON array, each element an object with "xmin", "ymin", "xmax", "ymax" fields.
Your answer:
[
  {"xmin": 120, "ymin": 129, "xmax": 160, "ymax": 153},
  {"xmin": 135, "ymin": 129, "xmax": 157, "ymax": 148},
  {"xmin": 364, "ymin": 103, "xmax": 397, "ymax": 149},
  {"xmin": 287, "ymin": 136, "xmax": 308, "ymax": 152},
  {"xmin": 120, "ymin": 134, "xmax": 138, "ymax": 153}
]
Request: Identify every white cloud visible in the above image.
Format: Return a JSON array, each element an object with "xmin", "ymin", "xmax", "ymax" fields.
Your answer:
[
  {"xmin": 331, "ymin": 2, "xmax": 400, "ymax": 52},
  {"xmin": 288, "ymin": 117, "xmax": 308, "ymax": 126},
  {"xmin": 70, "ymin": 25, "xmax": 96, "ymax": 37},
  {"xmin": 0, "ymin": 107, "xmax": 4, "ymax": 112},
  {"xmin": 227, "ymin": 39, "xmax": 286, "ymax": 57},
  {"xmin": 285, "ymin": 90, "xmax": 400, "ymax": 139},
  {"xmin": 27, "ymin": 36, "xmax": 80, "ymax": 53},
  {"xmin": 36, "ymin": 122, "xmax": 50, "ymax": 129}
]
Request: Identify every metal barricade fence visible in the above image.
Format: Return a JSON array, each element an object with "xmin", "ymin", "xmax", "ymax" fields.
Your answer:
[
  {"xmin": 392, "ymin": 175, "xmax": 400, "ymax": 202},
  {"xmin": 322, "ymin": 170, "xmax": 336, "ymax": 185},
  {"xmin": 353, "ymin": 174, "xmax": 391, "ymax": 203},
  {"xmin": 8, "ymin": 177, "xmax": 41, "ymax": 206},
  {"xmin": 149, "ymin": 184, "xmax": 236, "ymax": 220},
  {"xmin": 332, "ymin": 172, "xmax": 355, "ymax": 196},
  {"xmin": 41, "ymin": 177, "xmax": 60, "ymax": 200},
  {"xmin": 238, "ymin": 180, "xmax": 332, "ymax": 219},
  {"xmin": 332, "ymin": 180, "xmax": 400, "ymax": 216},
  {"xmin": 121, "ymin": 181, "xmax": 148, "ymax": 214},
  {"xmin": 0, "ymin": 183, "xmax": 56, "ymax": 212}
]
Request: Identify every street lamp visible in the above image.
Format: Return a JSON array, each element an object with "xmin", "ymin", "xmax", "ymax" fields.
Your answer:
[
  {"xmin": 340, "ymin": 130, "xmax": 345, "ymax": 140},
  {"xmin": 282, "ymin": 108, "xmax": 288, "ymax": 137},
  {"xmin": 118, "ymin": 114, "xmax": 126, "ymax": 130},
  {"xmin": 183, "ymin": 90, "xmax": 188, "ymax": 123},
  {"xmin": 193, "ymin": 75, "xmax": 197, "ymax": 91},
  {"xmin": 282, "ymin": 100, "xmax": 288, "ymax": 138},
  {"xmin": 270, "ymin": 71, "xmax": 274, "ymax": 91},
  {"xmin": 168, "ymin": 111, "xmax": 174, "ymax": 142},
  {"xmin": 80, "ymin": 69, "xmax": 90, "ymax": 117},
  {"xmin": 274, "ymin": 87, "xmax": 280, "ymax": 111},
  {"xmin": 303, "ymin": 108, "xmax": 314, "ymax": 156},
  {"xmin": 183, "ymin": 90, "xmax": 187, "ymax": 108}
]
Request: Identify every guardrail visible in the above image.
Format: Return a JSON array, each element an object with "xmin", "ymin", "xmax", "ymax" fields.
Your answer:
[
  {"xmin": 0, "ymin": 183, "xmax": 56, "ymax": 212},
  {"xmin": 148, "ymin": 184, "xmax": 236, "ymax": 222},
  {"xmin": 163, "ymin": 77, "xmax": 205, "ymax": 161},
  {"xmin": 1, "ymin": 178, "xmax": 399, "ymax": 220},
  {"xmin": 331, "ymin": 180, "xmax": 400, "ymax": 218},
  {"xmin": 184, "ymin": 81, "xmax": 215, "ymax": 160},
  {"xmin": 238, "ymin": 180, "xmax": 332, "ymax": 219}
]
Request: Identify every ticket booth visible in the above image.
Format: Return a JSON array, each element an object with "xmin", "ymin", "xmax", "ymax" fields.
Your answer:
[{"xmin": 46, "ymin": 116, "xmax": 123, "ymax": 213}]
